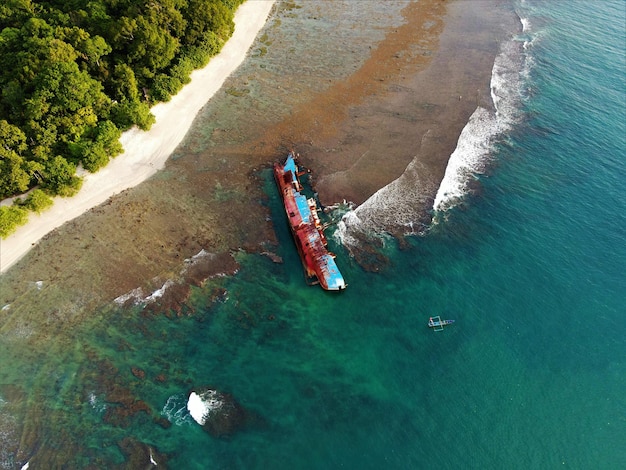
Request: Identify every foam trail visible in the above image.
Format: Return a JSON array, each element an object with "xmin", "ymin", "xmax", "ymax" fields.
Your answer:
[{"xmin": 162, "ymin": 394, "xmax": 193, "ymax": 426}]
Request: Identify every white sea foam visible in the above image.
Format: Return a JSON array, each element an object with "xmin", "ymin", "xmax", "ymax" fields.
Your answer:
[
  {"xmin": 433, "ymin": 107, "xmax": 498, "ymax": 212},
  {"xmin": 519, "ymin": 13, "xmax": 542, "ymax": 59},
  {"xmin": 187, "ymin": 390, "xmax": 224, "ymax": 426},
  {"xmin": 334, "ymin": 210, "xmax": 361, "ymax": 248},
  {"xmin": 521, "ymin": 17, "xmax": 530, "ymax": 33},
  {"xmin": 113, "ymin": 287, "xmax": 145, "ymax": 306},
  {"xmin": 113, "ymin": 250, "xmax": 234, "ymax": 308},
  {"xmin": 335, "ymin": 156, "xmax": 437, "ymax": 247},
  {"xmin": 183, "ymin": 249, "xmax": 238, "ymax": 279},
  {"xmin": 113, "ymin": 280, "xmax": 174, "ymax": 307},
  {"xmin": 29, "ymin": 280, "xmax": 43, "ymax": 290},
  {"xmin": 433, "ymin": 21, "xmax": 530, "ymax": 213},
  {"xmin": 187, "ymin": 249, "xmax": 210, "ymax": 263},
  {"xmin": 88, "ymin": 392, "xmax": 107, "ymax": 413},
  {"xmin": 162, "ymin": 394, "xmax": 193, "ymax": 426},
  {"xmin": 181, "ymin": 249, "xmax": 212, "ymax": 275},
  {"xmin": 336, "ymin": 16, "xmax": 532, "ymax": 246},
  {"xmin": 145, "ymin": 280, "xmax": 174, "ymax": 303}
]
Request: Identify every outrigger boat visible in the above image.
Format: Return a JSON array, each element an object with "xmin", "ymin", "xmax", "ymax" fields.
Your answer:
[{"xmin": 428, "ymin": 316, "xmax": 455, "ymax": 331}]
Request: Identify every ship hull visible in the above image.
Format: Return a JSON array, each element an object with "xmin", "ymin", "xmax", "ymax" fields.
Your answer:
[{"xmin": 274, "ymin": 153, "xmax": 346, "ymax": 291}]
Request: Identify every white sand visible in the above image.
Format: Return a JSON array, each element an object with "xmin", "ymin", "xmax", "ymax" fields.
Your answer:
[{"xmin": 0, "ymin": 0, "xmax": 275, "ymax": 273}]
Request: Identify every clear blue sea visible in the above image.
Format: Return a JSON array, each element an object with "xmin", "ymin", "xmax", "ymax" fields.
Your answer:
[{"xmin": 1, "ymin": 0, "xmax": 625, "ymax": 468}]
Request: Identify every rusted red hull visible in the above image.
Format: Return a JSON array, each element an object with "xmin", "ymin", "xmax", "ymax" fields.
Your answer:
[{"xmin": 274, "ymin": 153, "xmax": 346, "ymax": 291}]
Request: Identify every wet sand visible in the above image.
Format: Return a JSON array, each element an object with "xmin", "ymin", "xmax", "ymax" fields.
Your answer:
[{"xmin": 0, "ymin": 0, "xmax": 516, "ymax": 318}]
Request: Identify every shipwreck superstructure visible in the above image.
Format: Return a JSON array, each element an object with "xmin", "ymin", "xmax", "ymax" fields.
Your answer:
[{"xmin": 274, "ymin": 153, "xmax": 346, "ymax": 291}]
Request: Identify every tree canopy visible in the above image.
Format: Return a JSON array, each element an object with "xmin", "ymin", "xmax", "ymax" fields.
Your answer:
[
  {"xmin": 0, "ymin": 0, "xmax": 241, "ymax": 198},
  {"xmin": 0, "ymin": 0, "xmax": 242, "ymax": 235}
]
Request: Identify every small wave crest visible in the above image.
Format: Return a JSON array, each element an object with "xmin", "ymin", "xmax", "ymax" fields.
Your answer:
[
  {"xmin": 520, "ymin": 16, "xmax": 530, "ymax": 33},
  {"xmin": 517, "ymin": 7, "xmax": 543, "ymax": 68},
  {"xmin": 113, "ymin": 249, "xmax": 235, "ymax": 309},
  {"xmin": 113, "ymin": 280, "xmax": 174, "ymax": 307}
]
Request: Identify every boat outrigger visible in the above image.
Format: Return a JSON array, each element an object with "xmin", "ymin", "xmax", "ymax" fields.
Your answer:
[
  {"xmin": 274, "ymin": 152, "xmax": 346, "ymax": 291},
  {"xmin": 428, "ymin": 316, "xmax": 455, "ymax": 331}
]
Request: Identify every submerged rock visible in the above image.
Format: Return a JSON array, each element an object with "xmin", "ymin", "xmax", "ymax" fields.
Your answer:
[
  {"xmin": 187, "ymin": 387, "xmax": 248, "ymax": 438},
  {"xmin": 261, "ymin": 251, "xmax": 283, "ymax": 263},
  {"xmin": 131, "ymin": 367, "xmax": 146, "ymax": 380},
  {"xmin": 118, "ymin": 437, "xmax": 166, "ymax": 468}
]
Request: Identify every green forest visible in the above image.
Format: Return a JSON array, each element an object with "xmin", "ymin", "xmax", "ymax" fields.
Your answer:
[{"xmin": 0, "ymin": 0, "xmax": 243, "ymax": 237}]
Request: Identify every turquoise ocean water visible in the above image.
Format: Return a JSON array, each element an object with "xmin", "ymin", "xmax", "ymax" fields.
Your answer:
[{"xmin": 1, "ymin": 0, "xmax": 625, "ymax": 467}]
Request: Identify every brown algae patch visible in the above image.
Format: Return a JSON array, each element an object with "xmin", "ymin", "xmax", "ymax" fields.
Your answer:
[
  {"xmin": 244, "ymin": 0, "xmax": 446, "ymax": 204},
  {"xmin": 0, "ymin": 0, "xmax": 512, "ymax": 461}
]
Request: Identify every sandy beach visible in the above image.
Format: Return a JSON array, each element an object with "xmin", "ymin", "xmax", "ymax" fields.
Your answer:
[{"xmin": 0, "ymin": 0, "xmax": 275, "ymax": 274}]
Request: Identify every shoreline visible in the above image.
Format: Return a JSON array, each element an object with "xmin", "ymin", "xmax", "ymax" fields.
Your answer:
[
  {"xmin": 0, "ymin": 0, "xmax": 275, "ymax": 274},
  {"xmin": 0, "ymin": 0, "xmax": 514, "ymax": 315},
  {"xmin": 0, "ymin": 3, "xmax": 515, "ymax": 459}
]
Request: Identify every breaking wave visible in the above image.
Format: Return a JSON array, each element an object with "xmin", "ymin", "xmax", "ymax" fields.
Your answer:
[
  {"xmin": 187, "ymin": 390, "xmax": 225, "ymax": 426},
  {"xmin": 432, "ymin": 107, "xmax": 498, "ymax": 212},
  {"xmin": 434, "ymin": 19, "xmax": 532, "ymax": 213},
  {"xmin": 334, "ymin": 157, "xmax": 437, "ymax": 247},
  {"xmin": 113, "ymin": 249, "xmax": 231, "ymax": 307},
  {"xmin": 335, "ymin": 13, "xmax": 534, "ymax": 248}
]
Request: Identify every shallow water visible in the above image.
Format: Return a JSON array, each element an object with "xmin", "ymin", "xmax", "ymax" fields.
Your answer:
[{"xmin": 1, "ymin": 0, "xmax": 625, "ymax": 467}]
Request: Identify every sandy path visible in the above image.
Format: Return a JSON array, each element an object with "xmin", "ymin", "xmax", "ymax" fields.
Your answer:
[{"xmin": 0, "ymin": 0, "xmax": 275, "ymax": 273}]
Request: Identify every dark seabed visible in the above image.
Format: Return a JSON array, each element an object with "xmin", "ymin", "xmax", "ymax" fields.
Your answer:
[{"xmin": 1, "ymin": 0, "xmax": 625, "ymax": 468}]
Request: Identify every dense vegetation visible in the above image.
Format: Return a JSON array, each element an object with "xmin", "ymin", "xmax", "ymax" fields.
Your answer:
[{"xmin": 0, "ymin": 0, "xmax": 242, "ymax": 237}]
